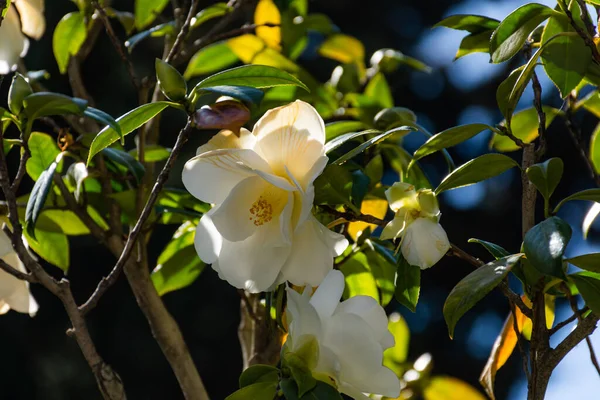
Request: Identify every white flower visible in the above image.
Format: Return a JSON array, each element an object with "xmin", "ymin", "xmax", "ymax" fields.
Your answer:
[
  {"xmin": 283, "ymin": 270, "xmax": 400, "ymax": 400},
  {"xmin": 380, "ymin": 182, "xmax": 450, "ymax": 269},
  {"xmin": 0, "ymin": 229, "xmax": 38, "ymax": 316},
  {"xmin": 182, "ymin": 100, "xmax": 348, "ymax": 293},
  {"xmin": 0, "ymin": 0, "xmax": 45, "ymax": 74}
]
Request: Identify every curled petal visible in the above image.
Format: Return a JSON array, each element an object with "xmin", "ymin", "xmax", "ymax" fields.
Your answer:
[
  {"xmin": 337, "ymin": 295, "xmax": 395, "ymax": 350},
  {"xmin": 384, "ymin": 182, "xmax": 418, "ymax": 213},
  {"xmin": 380, "ymin": 216, "xmax": 405, "ymax": 241},
  {"xmin": 0, "ymin": 7, "xmax": 29, "ymax": 74},
  {"xmin": 310, "ymin": 269, "xmax": 345, "ymax": 321},
  {"xmin": 401, "ymin": 218, "xmax": 450, "ymax": 270},
  {"xmin": 195, "ymin": 128, "xmax": 256, "ymax": 155},
  {"xmin": 194, "ymin": 209, "xmax": 223, "ymax": 264},
  {"xmin": 285, "ymin": 288, "xmax": 323, "ymax": 348},
  {"xmin": 0, "ymin": 252, "xmax": 38, "ymax": 316},
  {"xmin": 15, "ymin": 0, "xmax": 45, "ymax": 39}
]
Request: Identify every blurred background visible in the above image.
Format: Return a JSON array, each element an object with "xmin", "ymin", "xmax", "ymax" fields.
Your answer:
[{"xmin": 1, "ymin": 0, "xmax": 600, "ymax": 399}]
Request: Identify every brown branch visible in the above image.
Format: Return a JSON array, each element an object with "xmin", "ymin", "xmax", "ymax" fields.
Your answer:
[
  {"xmin": 92, "ymin": 1, "xmax": 140, "ymax": 91},
  {"xmin": 10, "ymin": 144, "xmax": 29, "ymax": 193},
  {"xmin": 564, "ymin": 284, "xmax": 600, "ymax": 376},
  {"xmin": 561, "ymin": 0, "xmax": 600, "ymax": 64},
  {"xmin": 531, "ymin": 70, "xmax": 547, "ymax": 159},
  {"xmin": 165, "ymin": 0, "xmax": 200, "ymax": 63},
  {"xmin": 565, "ymin": 94, "xmax": 600, "ymax": 186},
  {"xmin": 80, "ymin": 119, "xmax": 194, "ymax": 314},
  {"xmin": 0, "ymin": 257, "xmax": 37, "ymax": 283},
  {"xmin": 549, "ymin": 306, "xmax": 589, "ymax": 335},
  {"xmin": 549, "ymin": 314, "xmax": 599, "ymax": 370},
  {"xmin": 319, "ymin": 205, "xmax": 386, "ymax": 226}
]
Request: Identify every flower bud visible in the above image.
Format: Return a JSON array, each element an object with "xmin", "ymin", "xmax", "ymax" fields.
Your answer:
[
  {"xmin": 8, "ymin": 73, "xmax": 33, "ymax": 114},
  {"xmin": 155, "ymin": 58, "xmax": 187, "ymax": 102}
]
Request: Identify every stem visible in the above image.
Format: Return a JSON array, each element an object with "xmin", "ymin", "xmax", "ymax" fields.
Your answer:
[{"xmin": 238, "ymin": 292, "xmax": 281, "ymax": 369}]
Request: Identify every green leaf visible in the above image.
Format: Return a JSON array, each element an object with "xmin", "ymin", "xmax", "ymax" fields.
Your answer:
[
  {"xmin": 225, "ymin": 381, "xmax": 278, "ymax": 400},
  {"xmin": 25, "ymin": 159, "xmax": 60, "ymax": 238},
  {"xmin": 128, "ymin": 145, "xmax": 171, "ymax": 162},
  {"xmin": 191, "ymin": 2, "xmax": 232, "ymax": 29},
  {"xmin": 84, "ymin": 107, "xmax": 122, "ymax": 143},
  {"xmin": 455, "ymin": 30, "xmax": 495, "ymax": 60},
  {"xmin": 339, "ymin": 252, "xmax": 379, "ymax": 302},
  {"xmin": 38, "ymin": 210, "xmax": 90, "ymax": 236},
  {"xmin": 491, "ymin": 107, "xmax": 561, "ymax": 152},
  {"xmin": 135, "ymin": 0, "xmax": 169, "ymax": 29},
  {"xmin": 526, "ymin": 157, "xmax": 563, "ymax": 201},
  {"xmin": 87, "ymin": 101, "xmax": 175, "ymax": 164},
  {"xmin": 155, "ymin": 59, "xmax": 187, "ymax": 101},
  {"xmin": 313, "ymin": 165, "xmax": 355, "ymax": 210},
  {"xmin": 383, "ymin": 312, "xmax": 410, "ymax": 375},
  {"xmin": 8, "ymin": 73, "xmax": 32, "ymax": 114},
  {"xmin": 1, "ymin": 0, "xmax": 10, "ymax": 18},
  {"xmin": 435, "ymin": 154, "xmax": 519, "ymax": 195},
  {"xmin": 412, "ymin": 123, "xmax": 491, "ymax": 162},
  {"xmin": 193, "ymin": 85, "xmax": 264, "ymax": 105},
  {"xmin": 541, "ymin": 4, "xmax": 591, "ymax": 97},
  {"xmin": 319, "ymin": 34, "xmax": 365, "ymax": 65},
  {"xmin": 496, "ymin": 65, "xmax": 525, "ymax": 122},
  {"xmin": 193, "ymin": 65, "xmax": 309, "ymax": 93},
  {"xmin": 325, "ymin": 121, "xmax": 368, "ymax": 141},
  {"xmin": 364, "ymin": 73, "xmax": 393, "ymax": 109},
  {"xmin": 102, "ymin": 148, "xmax": 145, "ymax": 184},
  {"xmin": 239, "ymin": 365, "xmax": 279, "ymax": 389},
  {"xmin": 590, "ymin": 120, "xmax": 600, "ymax": 175},
  {"xmin": 53, "ymin": 12, "xmax": 88, "ymax": 74},
  {"xmin": 489, "ymin": 3, "xmax": 557, "ymax": 63},
  {"xmin": 381, "ymin": 144, "xmax": 431, "ymax": 189},
  {"xmin": 366, "ymin": 246, "xmax": 396, "ymax": 306},
  {"xmin": 332, "ymin": 127, "xmax": 415, "ymax": 165},
  {"xmin": 151, "ymin": 222, "xmax": 205, "ymax": 296},
  {"xmin": 523, "ymin": 217, "xmax": 571, "ymax": 278},
  {"xmin": 280, "ymin": 379, "xmax": 343, "ymax": 400},
  {"xmin": 24, "ymin": 225, "xmax": 70, "ymax": 272},
  {"xmin": 23, "ymin": 92, "xmax": 87, "ymax": 121},
  {"xmin": 26, "ymin": 132, "xmax": 61, "ymax": 181},
  {"xmin": 554, "ymin": 188, "xmax": 600, "ymax": 213},
  {"xmin": 444, "ymin": 254, "xmax": 523, "ymax": 338},
  {"xmin": 566, "ymin": 253, "xmax": 600, "ymax": 273},
  {"xmin": 184, "ymin": 42, "xmax": 239, "ymax": 79},
  {"xmin": 125, "ymin": 22, "xmax": 176, "ymax": 53},
  {"xmin": 324, "ymin": 129, "xmax": 378, "ymax": 154},
  {"xmin": 283, "ymin": 352, "xmax": 317, "ymax": 397},
  {"xmin": 569, "ymin": 272, "xmax": 600, "ymax": 316},
  {"xmin": 373, "ymin": 107, "xmax": 417, "ymax": 131},
  {"xmin": 583, "ymin": 202, "xmax": 600, "ymax": 240},
  {"xmin": 434, "ymin": 14, "xmax": 500, "ymax": 33},
  {"xmin": 395, "ymin": 254, "xmax": 421, "ymax": 312},
  {"xmin": 468, "ymin": 238, "xmax": 510, "ymax": 260},
  {"xmin": 580, "ymin": 91, "xmax": 600, "ymax": 119}
]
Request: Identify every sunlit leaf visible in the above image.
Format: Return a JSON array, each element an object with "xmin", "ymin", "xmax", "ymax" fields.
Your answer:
[
  {"xmin": 339, "ymin": 252, "xmax": 379, "ymax": 302},
  {"xmin": 238, "ymin": 364, "xmax": 279, "ymax": 388},
  {"xmin": 26, "ymin": 132, "xmax": 61, "ymax": 181},
  {"xmin": 184, "ymin": 42, "xmax": 239, "ymax": 79},
  {"xmin": 589, "ymin": 121, "xmax": 600, "ymax": 174},
  {"xmin": 566, "ymin": 253, "xmax": 600, "ymax": 273},
  {"xmin": 319, "ymin": 34, "xmax": 365, "ymax": 65},
  {"xmin": 455, "ymin": 30, "xmax": 495, "ymax": 59},
  {"xmin": 332, "ymin": 127, "xmax": 415, "ymax": 165},
  {"xmin": 554, "ymin": 188, "xmax": 600, "ymax": 213},
  {"xmin": 325, "ymin": 121, "xmax": 368, "ymax": 141},
  {"xmin": 583, "ymin": 202, "xmax": 600, "ymax": 239},
  {"xmin": 24, "ymin": 224, "xmax": 70, "ymax": 273},
  {"xmin": 491, "ymin": 107, "xmax": 561, "ymax": 152},
  {"xmin": 434, "ymin": 14, "xmax": 500, "ymax": 33},
  {"xmin": 135, "ymin": 0, "xmax": 169, "ymax": 29},
  {"xmin": 383, "ymin": 312, "xmax": 410, "ymax": 376},
  {"xmin": 347, "ymin": 199, "xmax": 388, "ymax": 241},
  {"xmin": 254, "ymin": 0, "xmax": 281, "ymax": 50},
  {"xmin": 412, "ymin": 123, "xmax": 491, "ymax": 163},
  {"xmin": 569, "ymin": 272, "xmax": 600, "ymax": 316},
  {"xmin": 53, "ymin": 12, "xmax": 88, "ymax": 74},
  {"xmin": 225, "ymin": 381, "xmax": 278, "ymax": 400},
  {"xmin": 523, "ymin": 217, "xmax": 571, "ymax": 278},
  {"xmin": 191, "ymin": 2, "xmax": 232, "ymax": 29},
  {"xmin": 395, "ymin": 254, "xmax": 421, "ymax": 312},
  {"xmin": 425, "ymin": 377, "xmax": 486, "ymax": 400},
  {"xmin": 526, "ymin": 157, "xmax": 564, "ymax": 201},
  {"xmin": 364, "ymin": 73, "xmax": 393, "ymax": 109},
  {"xmin": 193, "ymin": 64, "xmax": 308, "ymax": 92}
]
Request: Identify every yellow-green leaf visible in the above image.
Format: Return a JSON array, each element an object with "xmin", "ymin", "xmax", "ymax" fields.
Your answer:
[
  {"xmin": 53, "ymin": 12, "xmax": 88, "ymax": 74},
  {"xmin": 491, "ymin": 107, "xmax": 561, "ymax": 152},
  {"xmin": 424, "ymin": 376, "xmax": 486, "ymax": 400}
]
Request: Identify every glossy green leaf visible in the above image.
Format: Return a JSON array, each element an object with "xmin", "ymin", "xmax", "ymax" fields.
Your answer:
[
  {"xmin": 569, "ymin": 272, "xmax": 600, "ymax": 316},
  {"xmin": 128, "ymin": 145, "xmax": 171, "ymax": 162},
  {"xmin": 24, "ymin": 225, "xmax": 70, "ymax": 272},
  {"xmin": 238, "ymin": 365, "xmax": 279, "ymax": 389},
  {"xmin": 324, "ymin": 121, "xmax": 368, "ymax": 141},
  {"xmin": 87, "ymin": 101, "xmax": 175, "ymax": 164},
  {"xmin": 332, "ymin": 126, "xmax": 415, "ymax": 165},
  {"xmin": 280, "ymin": 379, "xmax": 343, "ymax": 400},
  {"xmin": 554, "ymin": 188, "xmax": 600, "ymax": 213},
  {"xmin": 526, "ymin": 157, "xmax": 563, "ymax": 201},
  {"xmin": 580, "ymin": 91, "xmax": 600, "ymax": 119},
  {"xmin": 590, "ymin": 121, "xmax": 600, "ymax": 174},
  {"xmin": 381, "ymin": 144, "xmax": 431, "ymax": 190},
  {"xmin": 566, "ymin": 253, "xmax": 600, "ymax": 273},
  {"xmin": 193, "ymin": 85, "xmax": 264, "ymax": 105},
  {"xmin": 434, "ymin": 14, "xmax": 500, "ymax": 33},
  {"xmin": 193, "ymin": 65, "xmax": 309, "ymax": 92},
  {"xmin": 491, "ymin": 107, "xmax": 561, "ymax": 152},
  {"xmin": 395, "ymin": 254, "xmax": 421, "ymax": 312},
  {"xmin": 540, "ymin": 3, "xmax": 591, "ymax": 97},
  {"xmin": 412, "ymin": 123, "xmax": 491, "ymax": 162},
  {"xmin": 468, "ymin": 238, "xmax": 510, "ymax": 260},
  {"xmin": 134, "ymin": 0, "xmax": 169, "ymax": 29},
  {"xmin": 489, "ymin": 3, "xmax": 557, "ymax": 63},
  {"xmin": 25, "ymin": 159, "xmax": 60, "ymax": 238},
  {"xmin": 23, "ymin": 92, "xmax": 87, "ymax": 121},
  {"xmin": 8, "ymin": 73, "xmax": 32, "ymax": 114},
  {"xmin": 102, "ymin": 148, "xmax": 145, "ymax": 184},
  {"xmin": 444, "ymin": 254, "xmax": 523, "ymax": 338},
  {"xmin": 364, "ymin": 73, "xmax": 393, "ymax": 108},
  {"xmin": 38, "ymin": 210, "xmax": 90, "ymax": 236},
  {"xmin": 583, "ymin": 202, "xmax": 600, "ymax": 240},
  {"xmin": 53, "ymin": 12, "xmax": 88, "ymax": 74},
  {"xmin": 455, "ymin": 30, "xmax": 495, "ymax": 60},
  {"xmin": 225, "ymin": 381, "xmax": 278, "ymax": 400},
  {"xmin": 373, "ymin": 107, "xmax": 417, "ymax": 130},
  {"xmin": 26, "ymin": 132, "xmax": 61, "ymax": 181},
  {"xmin": 155, "ymin": 59, "xmax": 187, "ymax": 101},
  {"xmin": 523, "ymin": 217, "xmax": 571, "ymax": 278},
  {"xmin": 125, "ymin": 22, "xmax": 176, "ymax": 53},
  {"xmin": 435, "ymin": 154, "xmax": 519, "ymax": 195},
  {"xmin": 191, "ymin": 2, "xmax": 232, "ymax": 28},
  {"xmin": 84, "ymin": 107, "xmax": 122, "ymax": 143},
  {"xmin": 324, "ymin": 129, "xmax": 377, "ymax": 154},
  {"xmin": 339, "ymin": 252, "xmax": 379, "ymax": 302},
  {"xmin": 151, "ymin": 224, "xmax": 205, "ymax": 296},
  {"xmin": 184, "ymin": 42, "xmax": 239, "ymax": 79},
  {"xmin": 496, "ymin": 65, "xmax": 525, "ymax": 122}
]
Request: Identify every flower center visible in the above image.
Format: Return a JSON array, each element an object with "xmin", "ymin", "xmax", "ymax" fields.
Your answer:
[{"xmin": 249, "ymin": 196, "xmax": 274, "ymax": 226}]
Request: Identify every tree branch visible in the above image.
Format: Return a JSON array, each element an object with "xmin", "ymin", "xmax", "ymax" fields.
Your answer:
[
  {"xmin": 560, "ymin": 0, "xmax": 600, "ymax": 64},
  {"xmin": 565, "ymin": 284, "xmax": 600, "ymax": 376},
  {"xmin": 549, "ymin": 306, "xmax": 589, "ymax": 335},
  {"xmin": 165, "ymin": 0, "xmax": 200, "ymax": 63}
]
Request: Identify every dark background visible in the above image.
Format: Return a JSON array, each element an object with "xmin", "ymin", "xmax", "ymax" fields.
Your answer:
[{"xmin": 1, "ymin": 0, "xmax": 600, "ymax": 399}]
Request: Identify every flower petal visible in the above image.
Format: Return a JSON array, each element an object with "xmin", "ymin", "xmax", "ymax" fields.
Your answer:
[
  {"xmin": 211, "ymin": 176, "xmax": 289, "ymax": 242},
  {"xmin": 385, "ymin": 182, "xmax": 418, "ymax": 213},
  {"xmin": 194, "ymin": 208, "xmax": 222, "ymax": 264},
  {"xmin": 0, "ymin": 230, "xmax": 13, "ymax": 258},
  {"xmin": 401, "ymin": 218, "xmax": 450, "ymax": 269},
  {"xmin": 0, "ymin": 252, "xmax": 37, "ymax": 316},
  {"xmin": 195, "ymin": 128, "xmax": 256, "ymax": 155},
  {"xmin": 215, "ymin": 221, "xmax": 291, "ymax": 292},
  {"xmin": 380, "ymin": 216, "xmax": 405, "ymax": 241},
  {"xmin": 337, "ymin": 295, "xmax": 395, "ymax": 350},
  {"xmin": 310, "ymin": 270, "xmax": 345, "ymax": 320},
  {"xmin": 182, "ymin": 148, "xmax": 270, "ymax": 204},
  {"xmin": 253, "ymin": 100, "xmax": 326, "ymax": 185},
  {"xmin": 15, "ymin": 0, "xmax": 45, "ymax": 39},
  {"xmin": 279, "ymin": 217, "xmax": 348, "ymax": 287},
  {"xmin": 285, "ymin": 287, "xmax": 323, "ymax": 346},
  {"xmin": 0, "ymin": 7, "xmax": 29, "ymax": 74}
]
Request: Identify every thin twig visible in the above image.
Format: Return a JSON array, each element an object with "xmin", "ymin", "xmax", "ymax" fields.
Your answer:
[
  {"xmin": 0, "ymin": 258, "xmax": 37, "ymax": 283},
  {"xmin": 319, "ymin": 205, "xmax": 386, "ymax": 226},
  {"xmin": 549, "ymin": 306, "xmax": 589, "ymax": 335},
  {"xmin": 10, "ymin": 145, "xmax": 30, "ymax": 193},
  {"xmin": 564, "ymin": 284, "xmax": 600, "ymax": 376},
  {"xmin": 80, "ymin": 119, "xmax": 195, "ymax": 315},
  {"xmin": 565, "ymin": 94, "xmax": 600, "ymax": 186},
  {"xmin": 165, "ymin": 0, "xmax": 200, "ymax": 63}
]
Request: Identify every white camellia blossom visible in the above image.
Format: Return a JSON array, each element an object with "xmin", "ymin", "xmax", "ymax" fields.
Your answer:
[
  {"xmin": 0, "ymin": 0, "xmax": 45, "ymax": 74},
  {"xmin": 283, "ymin": 270, "xmax": 400, "ymax": 400},
  {"xmin": 182, "ymin": 100, "xmax": 348, "ymax": 292},
  {"xmin": 0, "ymin": 229, "xmax": 38, "ymax": 316},
  {"xmin": 380, "ymin": 182, "xmax": 450, "ymax": 269}
]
